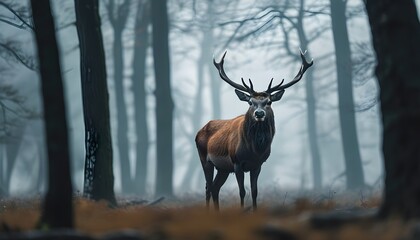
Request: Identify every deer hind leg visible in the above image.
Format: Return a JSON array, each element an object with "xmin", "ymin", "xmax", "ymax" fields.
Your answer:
[
  {"xmin": 211, "ymin": 170, "xmax": 229, "ymax": 211},
  {"xmin": 234, "ymin": 163, "xmax": 245, "ymax": 208},
  {"xmin": 202, "ymin": 161, "xmax": 214, "ymax": 210}
]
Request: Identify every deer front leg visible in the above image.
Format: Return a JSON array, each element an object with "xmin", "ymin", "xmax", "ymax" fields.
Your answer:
[
  {"xmin": 234, "ymin": 163, "xmax": 245, "ymax": 208},
  {"xmin": 250, "ymin": 166, "xmax": 261, "ymax": 210}
]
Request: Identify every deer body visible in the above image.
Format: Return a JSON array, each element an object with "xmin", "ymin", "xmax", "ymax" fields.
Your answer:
[
  {"xmin": 197, "ymin": 111, "xmax": 274, "ymax": 172},
  {"xmin": 197, "ymin": 51, "xmax": 313, "ymax": 211}
]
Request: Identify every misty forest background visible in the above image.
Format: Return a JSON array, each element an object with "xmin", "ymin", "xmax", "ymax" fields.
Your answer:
[{"xmin": 1, "ymin": 0, "xmax": 419, "ymax": 201}]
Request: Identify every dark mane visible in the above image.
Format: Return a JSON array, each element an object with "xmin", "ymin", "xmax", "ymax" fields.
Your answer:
[{"xmin": 243, "ymin": 109, "xmax": 275, "ymax": 153}]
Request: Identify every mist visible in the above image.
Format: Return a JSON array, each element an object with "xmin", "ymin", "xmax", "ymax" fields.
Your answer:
[{"xmin": 2, "ymin": 0, "xmax": 411, "ymax": 200}]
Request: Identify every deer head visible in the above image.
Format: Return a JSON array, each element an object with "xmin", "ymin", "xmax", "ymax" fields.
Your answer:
[{"xmin": 213, "ymin": 50, "xmax": 313, "ymax": 122}]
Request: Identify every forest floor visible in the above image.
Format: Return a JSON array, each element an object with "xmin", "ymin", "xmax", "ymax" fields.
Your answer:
[{"xmin": 0, "ymin": 190, "xmax": 418, "ymax": 240}]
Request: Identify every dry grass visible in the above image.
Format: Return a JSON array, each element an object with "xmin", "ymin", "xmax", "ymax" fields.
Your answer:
[{"xmin": 0, "ymin": 195, "xmax": 414, "ymax": 239}]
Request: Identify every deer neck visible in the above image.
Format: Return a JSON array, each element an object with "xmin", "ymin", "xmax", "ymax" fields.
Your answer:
[{"xmin": 243, "ymin": 112, "xmax": 275, "ymax": 153}]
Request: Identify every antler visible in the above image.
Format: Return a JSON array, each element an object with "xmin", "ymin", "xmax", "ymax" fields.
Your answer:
[
  {"xmin": 266, "ymin": 49, "xmax": 313, "ymax": 94},
  {"xmin": 213, "ymin": 51, "xmax": 255, "ymax": 93}
]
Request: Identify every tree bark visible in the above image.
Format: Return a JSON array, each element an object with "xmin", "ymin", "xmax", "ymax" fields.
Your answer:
[
  {"xmin": 151, "ymin": 0, "xmax": 174, "ymax": 196},
  {"xmin": 296, "ymin": 0, "xmax": 322, "ymax": 189},
  {"xmin": 75, "ymin": 0, "xmax": 116, "ymax": 205},
  {"xmin": 106, "ymin": 0, "xmax": 132, "ymax": 193},
  {"xmin": 132, "ymin": 0, "xmax": 150, "ymax": 195},
  {"xmin": 31, "ymin": 0, "xmax": 73, "ymax": 228},
  {"xmin": 330, "ymin": 0, "xmax": 365, "ymax": 189},
  {"xmin": 365, "ymin": 0, "xmax": 420, "ymax": 218}
]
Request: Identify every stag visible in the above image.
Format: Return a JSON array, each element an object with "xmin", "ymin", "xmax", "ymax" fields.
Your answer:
[{"xmin": 195, "ymin": 50, "xmax": 313, "ymax": 211}]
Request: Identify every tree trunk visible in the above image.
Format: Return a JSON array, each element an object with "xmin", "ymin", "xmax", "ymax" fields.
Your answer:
[
  {"xmin": 179, "ymin": 34, "xmax": 206, "ymax": 189},
  {"xmin": 206, "ymin": 0, "xmax": 221, "ymax": 120},
  {"xmin": 36, "ymin": 139, "xmax": 46, "ymax": 193},
  {"xmin": 132, "ymin": 0, "xmax": 150, "ymax": 195},
  {"xmin": 31, "ymin": 0, "xmax": 73, "ymax": 228},
  {"xmin": 151, "ymin": 0, "xmax": 174, "ymax": 196},
  {"xmin": 3, "ymin": 126, "xmax": 24, "ymax": 195},
  {"xmin": 296, "ymin": 0, "xmax": 322, "ymax": 189},
  {"xmin": 330, "ymin": 0, "xmax": 365, "ymax": 189},
  {"xmin": 365, "ymin": 0, "xmax": 420, "ymax": 218},
  {"xmin": 75, "ymin": 0, "xmax": 116, "ymax": 205},
  {"xmin": 304, "ymin": 69, "xmax": 322, "ymax": 189},
  {"xmin": 105, "ymin": 0, "xmax": 132, "ymax": 194},
  {"xmin": 113, "ymin": 28, "xmax": 131, "ymax": 194}
]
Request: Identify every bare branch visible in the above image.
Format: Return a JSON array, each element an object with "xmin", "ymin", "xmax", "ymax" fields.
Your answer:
[
  {"xmin": 105, "ymin": 0, "xmax": 116, "ymax": 26},
  {"xmin": 118, "ymin": 0, "xmax": 131, "ymax": 27},
  {"xmin": 355, "ymin": 97, "xmax": 378, "ymax": 112},
  {"xmin": 0, "ymin": 42, "xmax": 37, "ymax": 71},
  {"xmin": 56, "ymin": 21, "xmax": 76, "ymax": 31},
  {"xmin": 0, "ymin": 2, "xmax": 33, "ymax": 30},
  {"xmin": 0, "ymin": 17, "xmax": 27, "ymax": 30}
]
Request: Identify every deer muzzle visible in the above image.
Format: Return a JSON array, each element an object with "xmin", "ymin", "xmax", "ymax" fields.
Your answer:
[{"xmin": 254, "ymin": 109, "xmax": 266, "ymax": 121}]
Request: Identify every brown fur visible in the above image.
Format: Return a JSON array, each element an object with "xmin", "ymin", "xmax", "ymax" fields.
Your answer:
[
  {"xmin": 195, "ymin": 103, "xmax": 275, "ymax": 210},
  {"xmin": 196, "ymin": 116, "xmax": 244, "ymax": 161}
]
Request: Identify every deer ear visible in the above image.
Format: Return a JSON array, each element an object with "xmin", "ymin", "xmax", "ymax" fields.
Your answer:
[
  {"xmin": 235, "ymin": 89, "xmax": 250, "ymax": 101},
  {"xmin": 271, "ymin": 90, "xmax": 285, "ymax": 102}
]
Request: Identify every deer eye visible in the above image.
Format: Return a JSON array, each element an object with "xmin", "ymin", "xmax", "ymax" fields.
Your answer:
[
  {"xmin": 267, "ymin": 101, "xmax": 272, "ymax": 105},
  {"xmin": 248, "ymin": 100, "xmax": 252, "ymax": 105}
]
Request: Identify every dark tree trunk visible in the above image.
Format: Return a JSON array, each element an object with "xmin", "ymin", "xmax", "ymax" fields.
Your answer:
[
  {"xmin": 365, "ymin": 0, "xmax": 420, "ymax": 218},
  {"xmin": 75, "ymin": 0, "xmax": 116, "ymax": 205},
  {"xmin": 296, "ymin": 0, "xmax": 322, "ymax": 189},
  {"xmin": 132, "ymin": 0, "xmax": 150, "ymax": 195},
  {"xmin": 105, "ymin": 0, "xmax": 131, "ymax": 193},
  {"xmin": 330, "ymin": 0, "xmax": 365, "ymax": 189},
  {"xmin": 31, "ymin": 0, "xmax": 73, "ymax": 228},
  {"xmin": 151, "ymin": 0, "xmax": 174, "ymax": 196}
]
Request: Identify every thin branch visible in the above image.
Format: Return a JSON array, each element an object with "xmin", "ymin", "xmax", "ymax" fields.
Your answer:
[
  {"xmin": 235, "ymin": 15, "xmax": 278, "ymax": 42},
  {"xmin": 0, "ymin": 2, "xmax": 33, "ymax": 30},
  {"xmin": 0, "ymin": 43, "xmax": 37, "ymax": 71},
  {"xmin": 118, "ymin": 0, "xmax": 131, "ymax": 27},
  {"xmin": 0, "ymin": 17, "xmax": 27, "ymax": 30},
  {"xmin": 105, "ymin": 0, "xmax": 116, "ymax": 26},
  {"xmin": 280, "ymin": 18, "xmax": 299, "ymax": 61},
  {"xmin": 56, "ymin": 21, "xmax": 76, "ymax": 31}
]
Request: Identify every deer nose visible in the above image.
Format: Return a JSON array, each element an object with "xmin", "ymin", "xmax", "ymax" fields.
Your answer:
[{"xmin": 255, "ymin": 110, "xmax": 265, "ymax": 119}]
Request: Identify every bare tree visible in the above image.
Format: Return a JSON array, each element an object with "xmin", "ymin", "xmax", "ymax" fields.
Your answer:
[
  {"xmin": 0, "ymin": 1, "xmax": 40, "ymax": 196},
  {"xmin": 365, "ymin": 0, "xmax": 420, "ymax": 218},
  {"xmin": 0, "ymin": 1, "xmax": 36, "ymax": 70},
  {"xmin": 105, "ymin": 0, "xmax": 132, "ymax": 193},
  {"xmin": 151, "ymin": 0, "xmax": 174, "ymax": 196},
  {"xmin": 330, "ymin": 0, "xmax": 365, "ymax": 189},
  {"xmin": 132, "ymin": 0, "xmax": 150, "ymax": 195},
  {"xmin": 31, "ymin": 0, "xmax": 73, "ymax": 228},
  {"xmin": 75, "ymin": 0, "xmax": 116, "ymax": 205}
]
